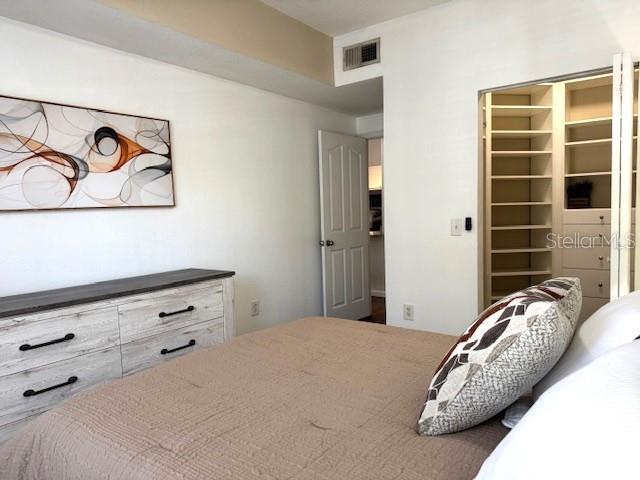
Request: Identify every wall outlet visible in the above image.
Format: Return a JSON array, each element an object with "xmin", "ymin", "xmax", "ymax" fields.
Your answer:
[
  {"xmin": 403, "ymin": 303, "xmax": 414, "ymax": 321},
  {"xmin": 250, "ymin": 300, "xmax": 260, "ymax": 317},
  {"xmin": 450, "ymin": 218, "xmax": 463, "ymax": 236}
]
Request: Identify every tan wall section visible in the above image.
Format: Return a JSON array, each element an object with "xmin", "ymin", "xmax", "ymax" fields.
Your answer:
[{"xmin": 98, "ymin": 0, "xmax": 334, "ymax": 84}]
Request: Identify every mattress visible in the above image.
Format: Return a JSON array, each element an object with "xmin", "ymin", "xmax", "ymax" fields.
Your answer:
[{"xmin": 0, "ymin": 317, "xmax": 507, "ymax": 479}]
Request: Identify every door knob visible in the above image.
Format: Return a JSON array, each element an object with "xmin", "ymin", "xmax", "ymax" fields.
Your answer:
[
  {"xmin": 598, "ymin": 282, "xmax": 604, "ymax": 288},
  {"xmin": 319, "ymin": 240, "xmax": 325, "ymax": 246},
  {"xmin": 598, "ymin": 255, "xmax": 604, "ymax": 261},
  {"xmin": 326, "ymin": 240, "xmax": 335, "ymax": 246}
]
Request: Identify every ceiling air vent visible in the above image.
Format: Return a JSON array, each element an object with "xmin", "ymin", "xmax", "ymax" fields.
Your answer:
[{"xmin": 343, "ymin": 38, "xmax": 380, "ymax": 71}]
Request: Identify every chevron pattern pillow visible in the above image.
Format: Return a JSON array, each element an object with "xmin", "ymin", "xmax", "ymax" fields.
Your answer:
[{"xmin": 418, "ymin": 278, "xmax": 581, "ymax": 436}]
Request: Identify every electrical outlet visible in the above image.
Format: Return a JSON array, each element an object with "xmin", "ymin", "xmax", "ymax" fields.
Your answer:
[
  {"xmin": 403, "ymin": 303, "xmax": 414, "ymax": 321},
  {"xmin": 250, "ymin": 300, "xmax": 260, "ymax": 317},
  {"xmin": 450, "ymin": 218, "xmax": 463, "ymax": 236}
]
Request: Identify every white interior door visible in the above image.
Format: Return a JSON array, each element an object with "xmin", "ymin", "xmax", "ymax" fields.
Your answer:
[{"xmin": 318, "ymin": 130, "xmax": 371, "ymax": 319}]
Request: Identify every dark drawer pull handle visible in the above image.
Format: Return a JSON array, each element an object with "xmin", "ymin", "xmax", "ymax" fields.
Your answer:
[
  {"xmin": 158, "ymin": 305, "xmax": 195, "ymax": 318},
  {"xmin": 161, "ymin": 339, "xmax": 196, "ymax": 355},
  {"xmin": 23, "ymin": 376, "xmax": 78, "ymax": 397},
  {"xmin": 19, "ymin": 333, "xmax": 75, "ymax": 351}
]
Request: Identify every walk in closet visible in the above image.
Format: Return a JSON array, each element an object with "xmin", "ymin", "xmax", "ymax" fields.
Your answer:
[{"xmin": 482, "ymin": 53, "xmax": 639, "ymax": 321}]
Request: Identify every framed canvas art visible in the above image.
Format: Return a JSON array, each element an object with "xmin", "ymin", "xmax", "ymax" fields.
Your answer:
[{"xmin": 0, "ymin": 95, "xmax": 173, "ymax": 211}]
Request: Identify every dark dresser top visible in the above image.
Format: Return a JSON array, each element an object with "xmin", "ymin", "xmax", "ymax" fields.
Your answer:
[{"xmin": 0, "ymin": 269, "xmax": 235, "ymax": 319}]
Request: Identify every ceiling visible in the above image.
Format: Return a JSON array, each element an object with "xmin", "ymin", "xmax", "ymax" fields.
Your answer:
[
  {"xmin": 0, "ymin": 0, "xmax": 382, "ymax": 115},
  {"xmin": 0, "ymin": 0, "xmax": 461, "ymax": 114},
  {"xmin": 260, "ymin": 0, "xmax": 451, "ymax": 36}
]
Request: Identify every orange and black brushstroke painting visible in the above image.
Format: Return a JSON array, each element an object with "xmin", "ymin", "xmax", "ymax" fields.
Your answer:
[{"xmin": 0, "ymin": 96, "xmax": 173, "ymax": 211}]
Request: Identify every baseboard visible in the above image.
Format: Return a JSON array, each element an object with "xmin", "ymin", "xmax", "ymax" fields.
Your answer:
[{"xmin": 371, "ymin": 290, "xmax": 386, "ymax": 298}]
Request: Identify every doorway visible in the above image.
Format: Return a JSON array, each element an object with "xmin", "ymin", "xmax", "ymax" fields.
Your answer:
[
  {"xmin": 317, "ymin": 132, "xmax": 386, "ymax": 324},
  {"xmin": 364, "ymin": 137, "xmax": 386, "ymax": 324}
]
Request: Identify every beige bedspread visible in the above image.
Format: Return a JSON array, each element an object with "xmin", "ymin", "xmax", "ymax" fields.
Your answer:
[{"xmin": 0, "ymin": 317, "xmax": 506, "ymax": 480}]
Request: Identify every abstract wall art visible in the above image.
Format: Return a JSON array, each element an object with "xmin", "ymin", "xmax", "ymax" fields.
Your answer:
[{"xmin": 0, "ymin": 95, "xmax": 173, "ymax": 211}]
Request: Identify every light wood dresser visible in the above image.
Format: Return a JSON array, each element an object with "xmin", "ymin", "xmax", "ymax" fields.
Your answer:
[{"xmin": 0, "ymin": 268, "xmax": 235, "ymax": 443}]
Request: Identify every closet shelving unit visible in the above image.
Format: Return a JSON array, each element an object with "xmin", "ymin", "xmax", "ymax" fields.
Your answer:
[
  {"xmin": 560, "ymin": 71, "xmax": 640, "ymax": 318},
  {"xmin": 564, "ymin": 73, "xmax": 616, "ymax": 211},
  {"xmin": 484, "ymin": 84, "xmax": 555, "ymax": 304},
  {"xmin": 561, "ymin": 74, "xmax": 615, "ymax": 318},
  {"xmin": 564, "ymin": 73, "xmax": 638, "ymax": 208},
  {"xmin": 483, "ymin": 64, "xmax": 640, "ymax": 314}
]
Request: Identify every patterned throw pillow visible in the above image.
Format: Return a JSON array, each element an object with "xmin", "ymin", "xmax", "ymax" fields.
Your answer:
[{"xmin": 418, "ymin": 278, "xmax": 581, "ymax": 436}]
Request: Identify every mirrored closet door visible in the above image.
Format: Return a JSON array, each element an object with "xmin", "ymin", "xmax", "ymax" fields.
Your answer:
[{"xmin": 482, "ymin": 53, "xmax": 638, "ymax": 322}]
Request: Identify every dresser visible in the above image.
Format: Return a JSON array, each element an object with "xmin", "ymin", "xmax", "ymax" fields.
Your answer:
[
  {"xmin": 562, "ymin": 209, "xmax": 612, "ymax": 321},
  {"xmin": 0, "ymin": 268, "xmax": 235, "ymax": 443}
]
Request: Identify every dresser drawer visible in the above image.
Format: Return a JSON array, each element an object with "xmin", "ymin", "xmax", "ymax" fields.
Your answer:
[
  {"xmin": 0, "ymin": 414, "xmax": 40, "ymax": 444},
  {"xmin": 562, "ymin": 246, "xmax": 610, "ymax": 270},
  {"xmin": 118, "ymin": 283, "xmax": 223, "ymax": 343},
  {"xmin": 563, "ymin": 209, "xmax": 610, "ymax": 225},
  {"xmin": 121, "ymin": 320, "xmax": 224, "ymax": 376},
  {"xmin": 0, "ymin": 347, "xmax": 121, "ymax": 426},
  {"xmin": 579, "ymin": 297, "xmax": 609, "ymax": 323},
  {"xmin": 563, "ymin": 268, "xmax": 609, "ymax": 299},
  {"xmin": 561, "ymin": 224, "xmax": 610, "ymax": 246},
  {"xmin": 0, "ymin": 307, "xmax": 119, "ymax": 377}
]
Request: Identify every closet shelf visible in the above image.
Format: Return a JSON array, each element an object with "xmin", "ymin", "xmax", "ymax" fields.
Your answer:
[
  {"xmin": 565, "ymin": 169, "xmax": 638, "ymax": 178},
  {"xmin": 490, "ymin": 292, "xmax": 512, "ymax": 301},
  {"xmin": 565, "ymin": 171, "xmax": 611, "ymax": 178},
  {"xmin": 492, "ymin": 130, "xmax": 552, "ymax": 138},
  {"xmin": 491, "ymin": 247, "xmax": 552, "ymax": 253},
  {"xmin": 490, "ymin": 289, "xmax": 544, "ymax": 300},
  {"xmin": 491, "ymin": 151, "xmax": 552, "ymax": 157},
  {"xmin": 564, "ymin": 136, "xmax": 636, "ymax": 147},
  {"xmin": 491, "ymin": 202, "xmax": 552, "ymax": 206},
  {"xmin": 564, "ymin": 73, "xmax": 612, "ymax": 91},
  {"xmin": 493, "ymin": 84, "xmax": 553, "ymax": 96},
  {"xmin": 491, "ymin": 105, "xmax": 552, "ymax": 117},
  {"xmin": 491, "ymin": 269, "xmax": 552, "ymax": 277},
  {"xmin": 491, "ymin": 175, "xmax": 552, "ymax": 180},
  {"xmin": 490, "ymin": 224, "xmax": 552, "ymax": 230},
  {"xmin": 565, "ymin": 138, "xmax": 612, "ymax": 147},
  {"xmin": 565, "ymin": 116, "xmax": 612, "ymax": 127},
  {"xmin": 566, "ymin": 114, "xmax": 637, "ymax": 127}
]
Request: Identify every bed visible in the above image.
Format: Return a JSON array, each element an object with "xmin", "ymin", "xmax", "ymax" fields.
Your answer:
[{"xmin": 0, "ymin": 317, "xmax": 506, "ymax": 479}]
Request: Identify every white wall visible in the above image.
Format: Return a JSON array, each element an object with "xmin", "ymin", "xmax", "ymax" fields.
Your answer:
[
  {"xmin": 0, "ymin": 19, "xmax": 356, "ymax": 334},
  {"xmin": 334, "ymin": 0, "xmax": 640, "ymax": 335},
  {"xmin": 357, "ymin": 112, "xmax": 384, "ymax": 138}
]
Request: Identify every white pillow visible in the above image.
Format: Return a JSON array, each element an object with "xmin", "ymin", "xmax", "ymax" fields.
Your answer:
[
  {"xmin": 501, "ymin": 397, "xmax": 532, "ymax": 429},
  {"xmin": 534, "ymin": 290, "xmax": 640, "ymax": 399},
  {"xmin": 476, "ymin": 340, "xmax": 640, "ymax": 480}
]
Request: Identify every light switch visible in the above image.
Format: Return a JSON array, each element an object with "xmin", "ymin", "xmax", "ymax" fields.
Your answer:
[{"xmin": 451, "ymin": 218, "xmax": 463, "ymax": 236}]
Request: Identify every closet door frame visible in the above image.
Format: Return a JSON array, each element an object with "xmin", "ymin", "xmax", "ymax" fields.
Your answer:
[
  {"xmin": 611, "ymin": 52, "xmax": 634, "ymax": 299},
  {"xmin": 482, "ymin": 93, "xmax": 492, "ymax": 309},
  {"xmin": 478, "ymin": 59, "xmax": 638, "ymax": 309},
  {"xmin": 635, "ymin": 65, "xmax": 640, "ymax": 289}
]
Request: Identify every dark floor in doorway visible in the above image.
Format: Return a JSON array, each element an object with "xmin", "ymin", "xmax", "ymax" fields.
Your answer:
[{"xmin": 361, "ymin": 297, "xmax": 386, "ymax": 325}]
